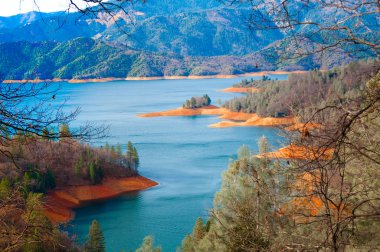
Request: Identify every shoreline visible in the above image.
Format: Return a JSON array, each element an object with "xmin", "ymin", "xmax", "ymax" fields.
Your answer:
[
  {"xmin": 2, "ymin": 70, "xmax": 307, "ymax": 84},
  {"xmin": 256, "ymin": 145, "xmax": 333, "ymax": 160},
  {"xmin": 138, "ymin": 106, "xmax": 298, "ymax": 128},
  {"xmin": 43, "ymin": 176, "xmax": 158, "ymax": 223},
  {"xmin": 221, "ymin": 87, "xmax": 260, "ymax": 93}
]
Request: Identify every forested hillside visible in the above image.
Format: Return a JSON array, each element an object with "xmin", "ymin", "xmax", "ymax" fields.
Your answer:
[
  {"xmin": 0, "ymin": 0, "xmax": 377, "ymax": 79},
  {"xmin": 224, "ymin": 61, "xmax": 380, "ymax": 118},
  {"xmin": 183, "ymin": 63, "xmax": 380, "ymax": 251}
]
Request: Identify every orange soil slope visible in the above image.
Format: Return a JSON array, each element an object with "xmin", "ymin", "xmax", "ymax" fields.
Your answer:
[
  {"xmin": 210, "ymin": 114, "xmax": 296, "ymax": 128},
  {"xmin": 257, "ymin": 145, "xmax": 333, "ymax": 160},
  {"xmin": 221, "ymin": 87, "xmax": 260, "ymax": 93},
  {"xmin": 44, "ymin": 176, "xmax": 158, "ymax": 223},
  {"xmin": 139, "ymin": 106, "xmax": 297, "ymax": 128},
  {"xmin": 138, "ymin": 105, "xmax": 228, "ymax": 117}
]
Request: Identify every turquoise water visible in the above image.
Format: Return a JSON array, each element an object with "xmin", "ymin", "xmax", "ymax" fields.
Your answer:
[{"xmin": 59, "ymin": 75, "xmax": 288, "ymax": 251}]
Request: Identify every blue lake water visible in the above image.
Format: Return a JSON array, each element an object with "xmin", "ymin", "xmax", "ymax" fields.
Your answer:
[{"xmin": 58, "ymin": 75, "xmax": 288, "ymax": 251}]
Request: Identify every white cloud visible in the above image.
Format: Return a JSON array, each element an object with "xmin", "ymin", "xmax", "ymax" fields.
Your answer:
[{"xmin": 0, "ymin": 0, "xmax": 91, "ymax": 17}]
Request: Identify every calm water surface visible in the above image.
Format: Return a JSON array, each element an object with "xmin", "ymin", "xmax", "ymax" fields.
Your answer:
[{"xmin": 58, "ymin": 75, "xmax": 288, "ymax": 251}]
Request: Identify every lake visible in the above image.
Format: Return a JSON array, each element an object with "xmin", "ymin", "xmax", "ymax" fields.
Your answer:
[{"xmin": 58, "ymin": 75, "xmax": 288, "ymax": 251}]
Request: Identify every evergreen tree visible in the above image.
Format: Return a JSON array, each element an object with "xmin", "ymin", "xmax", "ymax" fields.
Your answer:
[
  {"xmin": 190, "ymin": 97, "xmax": 196, "ymax": 108},
  {"xmin": 89, "ymin": 162, "xmax": 103, "ymax": 184},
  {"xmin": 126, "ymin": 141, "xmax": 139, "ymax": 170},
  {"xmin": 105, "ymin": 143, "xmax": 110, "ymax": 152},
  {"xmin": 181, "ymin": 235, "xmax": 195, "ymax": 252},
  {"xmin": 59, "ymin": 124, "xmax": 71, "ymax": 138},
  {"xmin": 237, "ymin": 145, "xmax": 251, "ymax": 160},
  {"xmin": 75, "ymin": 154, "xmax": 84, "ymax": 176},
  {"xmin": 0, "ymin": 177, "xmax": 11, "ymax": 199},
  {"xmin": 22, "ymin": 172, "xmax": 31, "ymax": 196},
  {"xmin": 183, "ymin": 140, "xmax": 291, "ymax": 251},
  {"xmin": 132, "ymin": 147, "xmax": 140, "ymax": 169},
  {"xmin": 85, "ymin": 220, "xmax": 106, "ymax": 252},
  {"xmin": 116, "ymin": 144, "xmax": 122, "ymax": 158},
  {"xmin": 258, "ymin": 136, "xmax": 270, "ymax": 154},
  {"xmin": 110, "ymin": 145, "xmax": 116, "ymax": 159},
  {"xmin": 44, "ymin": 170, "xmax": 56, "ymax": 190},
  {"xmin": 192, "ymin": 218, "xmax": 205, "ymax": 241},
  {"xmin": 135, "ymin": 236, "xmax": 161, "ymax": 252}
]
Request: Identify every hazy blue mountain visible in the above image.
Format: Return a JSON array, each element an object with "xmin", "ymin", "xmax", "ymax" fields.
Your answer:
[
  {"xmin": 0, "ymin": 2, "xmax": 282, "ymax": 56},
  {"xmin": 0, "ymin": 0, "xmax": 377, "ymax": 79}
]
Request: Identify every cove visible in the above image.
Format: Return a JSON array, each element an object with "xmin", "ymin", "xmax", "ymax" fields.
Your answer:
[{"xmin": 57, "ymin": 75, "xmax": 288, "ymax": 251}]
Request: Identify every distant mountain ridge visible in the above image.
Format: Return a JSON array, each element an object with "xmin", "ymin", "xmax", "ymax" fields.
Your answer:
[{"xmin": 0, "ymin": 0, "xmax": 377, "ymax": 79}]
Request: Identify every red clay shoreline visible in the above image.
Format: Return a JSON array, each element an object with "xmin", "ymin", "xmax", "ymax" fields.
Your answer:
[
  {"xmin": 138, "ymin": 106, "xmax": 299, "ymax": 128},
  {"xmin": 44, "ymin": 176, "xmax": 158, "ymax": 223},
  {"xmin": 221, "ymin": 87, "xmax": 260, "ymax": 93},
  {"xmin": 2, "ymin": 70, "xmax": 308, "ymax": 84}
]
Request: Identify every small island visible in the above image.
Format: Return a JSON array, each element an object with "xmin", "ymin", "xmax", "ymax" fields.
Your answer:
[
  {"xmin": 138, "ymin": 94, "xmax": 301, "ymax": 128},
  {"xmin": 138, "ymin": 94, "xmax": 228, "ymax": 117},
  {"xmin": 182, "ymin": 94, "xmax": 211, "ymax": 109}
]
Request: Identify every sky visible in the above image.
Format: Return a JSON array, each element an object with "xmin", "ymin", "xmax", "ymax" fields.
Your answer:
[{"xmin": 0, "ymin": 0, "xmax": 90, "ymax": 17}]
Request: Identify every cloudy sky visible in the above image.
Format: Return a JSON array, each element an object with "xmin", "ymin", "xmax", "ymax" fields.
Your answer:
[{"xmin": 0, "ymin": 0, "xmax": 89, "ymax": 16}]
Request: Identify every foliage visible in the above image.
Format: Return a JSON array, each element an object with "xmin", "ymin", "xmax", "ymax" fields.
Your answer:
[
  {"xmin": 224, "ymin": 60, "xmax": 380, "ymax": 117},
  {"xmin": 135, "ymin": 236, "xmax": 161, "ymax": 252},
  {"xmin": 126, "ymin": 141, "xmax": 140, "ymax": 171},
  {"xmin": 233, "ymin": 76, "xmax": 272, "ymax": 88},
  {"xmin": 182, "ymin": 95, "xmax": 211, "ymax": 109},
  {"xmin": 85, "ymin": 220, "xmax": 106, "ymax": 252},
  {"xmin": 0, "ymin": 38, "xmax": 375, "ymax": 81},
  {"xmin": 0, "ymin": 186, "xmax": 79, "ymax": 251},
  {"xmin": 181, "ymin": 139, "xmax": 293, "ymax": 251},
  {"xmin": 22, "ymin": 165, "xmax": 56, "ymax": 193},
  {"xmin": 0, "ymin": 134, "xmax": 140, "ymax": 189},
  {"xmin": 59, "ymin": 124, "xmax": 71, "ymax": 138}
]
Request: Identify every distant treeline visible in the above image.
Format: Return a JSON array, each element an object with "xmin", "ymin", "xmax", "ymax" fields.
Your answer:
[
  {"xmin": 183, "ymin": 94, "xmax": 211, "ymax": 109},
  {"xmin": 232, "ymin": 75, "xmax": 273, "ymax": 88},
  {"xmin": 224, "ymin": 60, "xmax": 380, "ymax": 118}
]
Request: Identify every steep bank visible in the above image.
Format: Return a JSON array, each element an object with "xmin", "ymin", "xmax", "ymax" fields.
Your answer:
[
  {"xmin": 138, "ymin": 105, "xmax": 227, "ymax": 117},
  {"xmin": 221, "ymin": 87, "xmax": 260, "ymax": 93},
  {"xmin": 139, "ymin": 106, "xmax": 298, "ymax": 128},
  {"xmin": 256, "ymin": 145, "xmax": 333, "ymax": 160},
  {"xmin": 44, "ymin": 176, "xmax": 158, "ymax": 223},
  {"xmin": 209, "ymin": 114, "xmax": 296, "ymax": 128}
]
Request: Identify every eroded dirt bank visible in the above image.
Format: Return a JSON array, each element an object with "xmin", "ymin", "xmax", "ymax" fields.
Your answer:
[{"xmin": 44, "ymin": 176, "xmax": 158, "ymax": 223}]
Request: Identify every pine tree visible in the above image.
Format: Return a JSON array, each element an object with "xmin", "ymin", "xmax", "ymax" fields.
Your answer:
[
  {"xmin": 126, "ymin": 141, "xmax": 134, "ymax": 168},
  {"xmin": 89, "ymin": 162, "xmax": 96, "ymax": 184},
  {"xmin": 110, "ymin": 145, "xmax": 116, "ymax": 160},
  {"xmin": 258, "ymin": 136, "xmax": 270, "ymax": 154},
  {"xmin": 75, "ymin": 154, "xmax": 84, "ymax": 176},
  {"xmin": 59, "ymin": 124, "xmax": 71, "ymax": 138},
  {"xmin": 85, "ymin": 220, "xmax": 106, "ymax": 252},
  {"xmin": 181, "ymin": 235, "xmax": 195, "ymax": 252},
  {"xmin": 44, "ymin": 170, "xmax": 56, "ymax": 190},
  {"xmin": 192, "ymin": 218, "xmax": 205, "ymax": 241},
  {"xmin": 116, "ymin": 144, "xmax": 122, "ymax": 158},
  {"xmin": 0, "ymin": 177, "xmax": 11, "ymax": 199},
  {"xmin": 237, "ymin": 145, "xmax": 251, "ymax": 160},
  {"xmin": 105, "ymin": 143, "xmax": 110, "ymax": 152},
  {"xmin": 135, "ymin": 236, "xmax": 161, "ymax": 252},
  {"xmin": 132, "ymin": 147, "xmax": 140, "ymax": 169}
]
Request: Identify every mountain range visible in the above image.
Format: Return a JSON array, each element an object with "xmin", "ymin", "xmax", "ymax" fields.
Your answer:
[{"xmin": 0, "ymin": 0, "xmax": 377, "ymax": 80}]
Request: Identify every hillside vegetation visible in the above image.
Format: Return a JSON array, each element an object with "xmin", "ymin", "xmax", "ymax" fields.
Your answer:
[
  {"xmin": 224, "ymin": 61, "xmax": 380, "ymax": 118},
  {"xmin": 0, "ymin": 0, "xmax": 378, "ymax": 79}
]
